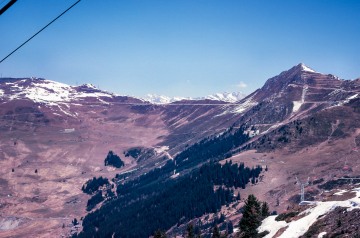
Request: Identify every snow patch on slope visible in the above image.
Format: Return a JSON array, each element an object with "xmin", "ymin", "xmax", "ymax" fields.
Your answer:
[
  {"xmin": 0, "ymin": 217, "xmax": 23, "ymax": 230},
  {"xmin": 347, "ymin": 93, "xmax": 358, "ymax": 100},
  {"xmin": 258, "ymin": 216, "xmax": 287, "ymax": 238},
  {"xmin": 19, "ymin": 81, "xmax": 71, "ymax": 105},
  {"xmin": 1, "ymin": 79, "xmax": 114, "ymax": 105},
  {"xmin": 154, "ymin": 146, "xmax": 169, "ymax": 154},
  {"xmin": 292, "ymin": 101, "xmax": 302, "ymax": 113},
  {"xmin": 232, "ymin": 95, "xmax": 257, "ymax": 114},
  {"xmin": 318, "ymin": 232, "xmax": 327, "ymax": 238},
  {"xmin": 258, "ymin": 187, "xmax": 360, "ymax": 238},
  {"xmin": 333, "ymin": 93, "xmax": 359, "ymax": 108},
  {"xmin": 292, "ymin": 85, "xmax": 308, "ymax": 113}
]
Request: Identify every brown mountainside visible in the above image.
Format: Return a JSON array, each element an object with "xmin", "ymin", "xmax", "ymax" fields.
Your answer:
[{"xmin": 0, "ymin": 64, "xmax": 360, "ymax": 237}]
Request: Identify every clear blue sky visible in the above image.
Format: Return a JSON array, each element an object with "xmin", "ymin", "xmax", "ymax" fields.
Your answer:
[{"xmin": 0, "ymin": 0, "xmax": 359, "ymax": 97}]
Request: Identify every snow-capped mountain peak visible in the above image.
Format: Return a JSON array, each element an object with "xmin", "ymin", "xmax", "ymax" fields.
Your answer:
[
  {"xmin": 143, "ymin": 94, "xmax": 190, "ymax": 104},
  {"xmin": 298, "ymin": 63, "xmax": 316, "ymax": 73},
  {"xmin": 0, "ymin": 78, "xmax": 114, "ymax": 106},
  {"xmin": 143, "ymin": 92, "xmax": 246, "ymax": 104},
  {"xmin": 205, "ymin": 92, "xmax": 246, "ymax": 102}
]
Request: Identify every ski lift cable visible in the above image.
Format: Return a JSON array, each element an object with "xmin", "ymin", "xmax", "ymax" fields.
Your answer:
[
  {"xmin": 0, "ymin": 0, "xmax": 17, "ymax": 16},
  {"xmin": 0, "ymin": 0, "xmax": 82, "ymax": 64}
]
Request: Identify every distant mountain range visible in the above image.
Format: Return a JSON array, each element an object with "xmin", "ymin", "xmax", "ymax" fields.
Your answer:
[
  {"xmin": 0, "ymin": 76, "xmax": 245, "ymax": 106},
  {"xmin": 143, "ymin": 91, "xmax": 246, "ymax": 104}
]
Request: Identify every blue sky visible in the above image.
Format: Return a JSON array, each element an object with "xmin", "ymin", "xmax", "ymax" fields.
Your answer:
[{"xmin": 0, "ymin": 0, "xmax": 359, "ymax": 97}]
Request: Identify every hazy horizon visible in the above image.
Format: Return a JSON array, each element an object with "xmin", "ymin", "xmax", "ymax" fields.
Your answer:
[{"xmin": 0, "ymin": 0, "xmax": 359, "ymax": 97}]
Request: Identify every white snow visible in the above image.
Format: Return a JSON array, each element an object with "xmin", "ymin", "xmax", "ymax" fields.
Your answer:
[
  {"xmin": 335, "ymin": 93, "xmax": 359, "ymax": 106},
  {"xmin": 333, "ymin": 189, "xmax": 347, "ymax": 196},
  {"xmin": 318, "ymin": 232, "xmax": 327, "ymax": 238},
  {"xmin": 261, "ymin": 123, "xmax": 282, "ymax": 135},
  {"xmin": 347, "ymin": 93, "xmax": 358, "ymax": 100},
  {"xmin": 300, "ymin": 63, "xmax": 316, "ymax": 73},
  {"xmin": 257, "ymin": 216, "xmax": 287, "ymax": 237},
  {"xmin": 205, "ymin": 92, "xmax": 245, "ymax": 102},
  {"xmin": 144, "ymin": 94, "xmax": 190, "ymax": 104},
  {"xmin": 258, "ymin": 186, "xmax": 360, "ymax": 238},
  {"xmin": 170, "ymin": 172, "xmax": 180, "ymax": 179},
  {"xmin": 62, "ymin": 128, "xmax": 75, "ymax": 133},
  {"xmin": 292, "ymin": 101, "xmax": 302, "ymax": 112},
  {"xmin": 74, "ymin": 91, "xmax": 113, "ymax": 99},
  {"xmin": 0, "ymin": 89, "xmax": 4, "ymax": 96},
  {"xmin": 143, "ymin": 92, "xmax": 246, "ymax": 104},
  {"xmin": 56, "ymin": 105, "xmax": 76, "ymax": 117},
  {"xmin": 292, "ymin": 85, "xmax": 308, "ymax": 113},
  {"xmin": 83, "ymin": 83, "xmax": 97, "ymax": 89},
  {"xmin": 1, "ymin": 79, "xmax": 115, "ymax": 106},
  {"xmin": 154, "ymin": 146, "xmax": 169, "ymax": 154}
]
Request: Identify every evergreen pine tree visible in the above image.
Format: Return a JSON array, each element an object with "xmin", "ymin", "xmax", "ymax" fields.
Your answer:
[
  {"xmin": 72, "ymin": 218, "xmax": 79, "ymax": 226},
  {"xmin": 227, "ymin": 221, "xmax": 234, "ymax": 234},
  {"xmin": 104, "ymin": 151, "xmax": 124, "ymax": 168},
  {"xmin": 186, "ymin": 224, "xmax": 195, "ymax": 238},
  {"xmin": 154, "ymin": 229, "xmax": 167, "ymax": 238},
  {"xmin": 212, "ymin": 224, "xmax": 221, "ymax": 238},
  {"xmin": 260, "ymin": 202, "xmax": 270, "ymax": 218},
  {"xmin": 219, "ymin": 213, "xmax": 225, "ymax": 223},
  {"xmin": 239, "ymin": 194, "xmax": 261, "ymax": 238}
]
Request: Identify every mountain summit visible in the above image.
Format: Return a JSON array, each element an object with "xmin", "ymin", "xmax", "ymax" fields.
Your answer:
[
  {"xmin": 293, "ymin": 63, "xmax": 316, "ymax": 73},
  {"xmin": 250, "ymin": 63, "xmax": 345, "ymax": 103},
  {"xmin": 261, "ymin": 63, "xmax": 319, "ymax": 94}
]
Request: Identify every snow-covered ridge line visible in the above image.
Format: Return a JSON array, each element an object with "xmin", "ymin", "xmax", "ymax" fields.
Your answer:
[
  {"xmin": 143, "ymin": 92, "xmax": 246, "ymax": 104},
  {"xmin": 0, "ymin": 78, "xmax": 246, "ymax": 105},
  {"xmin": 0, "ymin": 78, "xmax": 115, "ymax": 105}
]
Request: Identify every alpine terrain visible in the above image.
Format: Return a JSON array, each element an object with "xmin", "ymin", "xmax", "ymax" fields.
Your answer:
[{"xmin": 1, "ymin": 63, "xmax": 360, "ymax": 237}]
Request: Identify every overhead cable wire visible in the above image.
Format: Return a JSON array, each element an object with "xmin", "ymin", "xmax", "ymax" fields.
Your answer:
[
  {"xmin": 0, "ymin": 0, "xmax": 17, "ymax": 16},
  {"xmin": 0, "ymin": 0, "xmax": 82, "ymax": 64}
]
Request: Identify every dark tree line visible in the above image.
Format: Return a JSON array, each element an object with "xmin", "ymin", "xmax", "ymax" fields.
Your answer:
[
  {"xmin": 174, "ymin": 126, "xmax": 250, "ymax": 170},
  {"xmin": 86, "ymin": 191, "xmax": 104, "ymax": 211},
  {"xmin": 74, "ymin": 162, "xmax": 262, "ymax": 238},
  {"xmin": 104, "ymin": 151, "xmax": 124, "ymax": 168},
  {"xmin": 81, "ymin": 176, "xmax": 109, "ymax": 195},
  {"xmin": 199, "ymin": 160, "xmax": 263, "ymax": 189}
]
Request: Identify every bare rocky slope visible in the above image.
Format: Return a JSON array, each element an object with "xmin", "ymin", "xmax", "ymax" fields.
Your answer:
[{"xmin": 1, "ymin": 64, "xmax": 360, "ymax": 237}]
